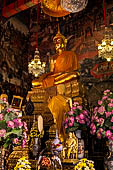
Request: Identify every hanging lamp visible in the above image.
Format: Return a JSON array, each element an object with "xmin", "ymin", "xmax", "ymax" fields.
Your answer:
[
  {"xmin": 98, "ymin": 0, "xmax": 113, "ymax": 62},
  {"xmin": 28, "ymin": 4, "xmax": 46, "ymax": 77},
  {"xmin": 60, "ymin": 0, "xmax": 88, "ymax": 13}
]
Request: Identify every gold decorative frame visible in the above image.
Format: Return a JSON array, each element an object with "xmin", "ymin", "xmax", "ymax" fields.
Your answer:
[{"xmin": 11, "ymin": 95, "xmax": 23, "ymax": 109}]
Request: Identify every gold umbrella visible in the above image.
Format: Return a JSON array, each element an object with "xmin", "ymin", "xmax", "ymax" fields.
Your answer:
[{"xmin": 41, "ymin": 0, "xmax": 70, "ymax": 17}]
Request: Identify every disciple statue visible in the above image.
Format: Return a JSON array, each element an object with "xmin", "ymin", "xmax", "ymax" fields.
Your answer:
[
  {"xmin": 32, "ymin": 25, "xmax": 79, "ymax": 88},
  {"xmin": 48, "ymin": 84, "xmax": 72, "ymax": 143},
  {"xmin": 62, "ymin": 132, "xmax": 78, "ymax": 159}
]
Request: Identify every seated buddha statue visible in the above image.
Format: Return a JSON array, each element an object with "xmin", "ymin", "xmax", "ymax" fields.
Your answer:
[{"xmin": 32, "ymin": 25, "xmax": 79, "ymax": 88}]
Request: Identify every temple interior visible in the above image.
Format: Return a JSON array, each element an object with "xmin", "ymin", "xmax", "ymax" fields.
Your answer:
[{"xmin": 0, "ymin": 0, "xmax": 113, "ymax": 170}]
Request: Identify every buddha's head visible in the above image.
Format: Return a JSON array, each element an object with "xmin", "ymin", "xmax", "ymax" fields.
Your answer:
[
  {"xmin": 68, "ymin": 132, "xmax": 73, "ymax": 138},
  {"xmin": 53, "ymin": 24, "xmax": 67, "ymax": 54}
]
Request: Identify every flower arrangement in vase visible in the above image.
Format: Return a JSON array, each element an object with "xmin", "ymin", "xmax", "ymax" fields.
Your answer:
[
  {"xmin": 64, "ymin": 102, "xmax": 90, "ymax": 133},
  {"xmin": 14, "ymin": 157, "xmax": 31, "ymax": 170},
  {"xmin": 0, "ymin": 99, "xmax": 28, "ymax": 149},
  {"xmin": 74, "ymin": 158, "xmax": 95, "ymax": 170},
  {"xmin": 90, "ymin": 89, "xmax": 113, "ymax": 140}
]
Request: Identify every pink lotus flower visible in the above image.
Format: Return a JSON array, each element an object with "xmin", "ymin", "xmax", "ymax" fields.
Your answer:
[
  {"xmin": 65, "ymin": 124, "xmax": 68, "ymax": 129},
  {"xmin": 98, "ymin": 106, "xmax": 105, "ymax": 114},
  {"xmin": 98, "ymin": 100, "xmax": 102, "ymax": 105},
  {"xmin": 102, "ymin": 96, "xmax": 108, "ymax": 100},
  {"xmin": 79, "ymin": 119, "xmax": 85, "ymax": 124},
  {"xmin": 7, "ymin": 121, "xmax": 15, "ymax": 129},
  {"xmin": 98, "ymin": 118, "xmax": 104, "ymax": 125},
  {"xmin": 77, "ymin": 106, "xmax": 82, "ymax": 110},
  {"xmin": 93, "ymin": 107, "xmax": 98, "ymax": 114},
  {"xmin": 69, "ymin": 116, "xmax": 74, "ymax": 123},
  {"xmin": 105, "ymin": 112, "xmax": 111, "ymax": 118},
  {"xmin": 13, "ymin": 118, "xmax": 23, "ymax": 128},
  {"xmin": 73, "ymin": 102, "xmax": 79, "ymax": 106},
  {"xmin": 83, "ymin": 110, "xmax": 88, "ymax": 116},
  {"xmin": 0, "ymin": 129, "xmax": 6, "ymax": 137},
  {"xmin": 111, "ymin": 117, "xmax": 113, "ymax": 122},
  {"xmin": 0, "ymin": 114, "xmax": 3, "ymax": 120},
  {"xmin": 68, "ymin": 110, "xmax": 74, "ymax": 115},
  {"xmin": 65, "ymin": 117, "xmax": 69, "ymax": 123},
  {"xmin": 90, "ymin": 123, "xmax": 96, "ymax": 130},
  {"xmin": 104, "ymin": 89, "xmax": 110, "ymax": 94},
  {"xmin": 105, "ymin": 130, "xmax": 112, "ymax": 138},
  {"xmin": 108, "ymin": 103, "xmax": 113, "ymax": 108},
  {"xmin": 72, "ymin": 106, "xmax": 76, "ymax": 110},
  {"xmin": 13, "ymin": 138, "xmax": 19, "ymax": 144},
  {"xmin": 68, "ymin": 122, "xmax": 74, "ymax": 127},
  {"xmin": 110, "ymin": 99, "xmax": 113, "ymax": 103},
  {"xmin": 79, "ymin": 113, "xmax": 85, "ymax": 119}
]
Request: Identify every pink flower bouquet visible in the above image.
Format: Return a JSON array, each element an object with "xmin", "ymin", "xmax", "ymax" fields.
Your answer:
[
  {"xmin": 64, "ymin": 102, "xmax": 90, "ymax": 133},
  {"xmin": 90, "ymin": 89, "xmax": 113, "ymax": 140},
  {"xmin": 0, "ymin": 99, "xmax": 28, "ymax": 148}
]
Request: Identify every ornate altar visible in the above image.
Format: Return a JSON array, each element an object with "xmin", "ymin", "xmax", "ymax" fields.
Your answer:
[{"xmin": 7, "ymin": 145, "xmax": 29, "ymax": 170}]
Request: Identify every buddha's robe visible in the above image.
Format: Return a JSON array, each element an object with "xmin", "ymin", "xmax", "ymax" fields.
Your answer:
[
  {"xmin": 32, "ymin": 51, "xmax": 78, "ymax": 88},
  {"xmin": 48, "ymin": 94, "xmax": 70, "ymax": 142}
]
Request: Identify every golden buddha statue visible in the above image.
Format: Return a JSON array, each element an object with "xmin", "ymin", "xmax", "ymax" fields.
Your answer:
[
  {"xmin": 48, "ymin": 84, "xmax": 72, "ymax": 143},
  {"xmin": 32, "ymin": 25, "xmax": 79, "ymax": 88},
  {"xmin": 62, "ymin": 132, "xmax": 78, "ymax": 159}
]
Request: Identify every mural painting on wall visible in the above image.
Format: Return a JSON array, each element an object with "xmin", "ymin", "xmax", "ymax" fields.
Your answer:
[{"xmin": 0, "ymin": 20, "xmax": 29, "ymax": 82}]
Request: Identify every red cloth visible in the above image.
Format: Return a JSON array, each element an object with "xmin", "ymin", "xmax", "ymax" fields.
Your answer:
[{"xmin": 2, "ymin": 0, "xmax": 41, "ymax": 18}]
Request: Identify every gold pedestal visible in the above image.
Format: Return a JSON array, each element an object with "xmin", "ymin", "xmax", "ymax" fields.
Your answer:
[{"xmin": 7, "ymin": 145, "xmax": 29, "ymax": 170}]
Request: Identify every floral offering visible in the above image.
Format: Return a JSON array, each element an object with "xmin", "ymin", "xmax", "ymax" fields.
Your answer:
[
  {"xmin": 40, "ymin": 156, "xmax": 51, "ymax": 168},
  {"xmin": 0, "ymin": 99, "xmax": 28, "ymax": 148},
  {"xmin": 74, "ymin": 158, "xmax": 95, "ymax": 170},
  {"xmin": 14, "ymin": 157, "xmax": 31, "ymax": 170},
  {"xmin": 90, "ymin": 89, "xmax": 113, "ymax": 140},
  {"xmin": 64, "ymin": 102, "xmax": 90, "ymax": 133}
]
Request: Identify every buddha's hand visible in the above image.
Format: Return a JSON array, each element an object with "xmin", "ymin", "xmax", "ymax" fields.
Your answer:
[{"xmin": 67, "ymin": 97, "xmax": 72, "ymax": 109}]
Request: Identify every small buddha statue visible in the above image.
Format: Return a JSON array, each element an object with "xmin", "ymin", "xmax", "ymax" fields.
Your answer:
[
  {"xmin": 62, "ymin": 132, "xmax": 78, "ymax": 159},
  {"xmin": 32, "ymin": 25, "xmax": 79, "ymax": 88}
]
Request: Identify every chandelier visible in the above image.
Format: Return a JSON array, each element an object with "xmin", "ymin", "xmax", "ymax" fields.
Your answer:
[
  {"xmin": 28, "ymin": 4, "xmax": 46, "ymax": 77},
  {"xmin": 61, "ymin": 0, "xmax": 88, "ymax": 13},
  {"xmin": 28, "ymin": 48, "xmax": 46, "ymax": 77},
  {"xmin": 98, "ymin": 0, "xmax": 113, "ymax": 62},
  {"xmin": 98, "ymin": 27, "xmax": 113, "ymax": 62}
]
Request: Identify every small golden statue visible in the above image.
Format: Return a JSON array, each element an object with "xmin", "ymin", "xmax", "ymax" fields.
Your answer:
[
  {"xmin": 62, "ymin": 132, "xmax": 78, "ymax": 159},
  {"xmin": 32, "ymin": 25, "xmax": 79, "ymax": 88}
]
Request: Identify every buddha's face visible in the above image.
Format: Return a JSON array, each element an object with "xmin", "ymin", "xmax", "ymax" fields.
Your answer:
[
  {"xmin": 55, "ymin": 38, "xmax": 65, "ymax": 53},
  {"xmin": 69, "ymin": 132, "xmax": 72, "ymax": 138}
]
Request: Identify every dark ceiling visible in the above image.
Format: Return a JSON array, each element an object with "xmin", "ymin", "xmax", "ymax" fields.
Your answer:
[{"xmin": 0, "ymin": 0, "xmax": 112, "ymax": 28}]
